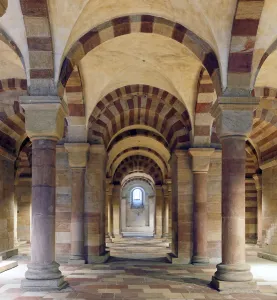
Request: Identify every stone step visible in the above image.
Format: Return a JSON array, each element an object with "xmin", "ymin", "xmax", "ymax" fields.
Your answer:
[
  {"xmin": 0, "ymin": 261, "xmax": 18, "ymax": 273},
  {"xmin": 107, "ymin": 242, "xmax": 169, "ymax": 247},
  {"xmin": 108, "ymin": 246, "xmax": 170, "ymax": 250},
  {"xmin": 110, "ymin": 239, "xmax": 170, "ymax": 245}
]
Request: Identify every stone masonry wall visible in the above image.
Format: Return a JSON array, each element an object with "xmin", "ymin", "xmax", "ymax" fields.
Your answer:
[
  {"xmin": 170, "ymin": 150, "xmax": 193, "ymax": 263},
  {"xmin": 0, "ymin": 157, "xmax": 15, "ymax": 252},
  {"xmin": 55, "ymin": 147, "xmax": 71, "ymax": 261},
  {"xmin": 170, "ymin": 149, "xmax": 222, "ymax": 264},
  {"xmin": 261, "ymin": 165, "xmax": 277, "ymax": 256},
  {"xmin": 85, "ymin": 145, "xmax": 106, "ymax": 262},
  {"xmin": 15, "ymin": 179, "xmax": 31, "ymax": 242},
  {"xmin": 207, "ymin": 150, "xmax": 222, "ymax": 263},
  {"xmin": 245, "ymin": 178, "xmax": 257, "ymax": 243}
]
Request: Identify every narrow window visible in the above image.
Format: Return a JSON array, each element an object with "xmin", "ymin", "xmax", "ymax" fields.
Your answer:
[{"xmin": 131, "ymin": 188, "xmax": 144, "ymax": 208}]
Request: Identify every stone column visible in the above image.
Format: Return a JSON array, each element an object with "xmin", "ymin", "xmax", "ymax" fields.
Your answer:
[
  {"xmin": 210, "ymin": 96, "xmax": 259, "ymax": 291},
  {"xmin": 108, "ymin": 185, "xmax": 114, "ymax": 238},
  {"xmin": 155, "ymin": 186, "xmax": 163, "ymax": 238},
  {"xmin": 65, "ymin": 143, "xmax": 89, "ymax": 264},
  {"xmin": 167, "ymin": 180, "xmax": 172, "ymax": 239},
  {"xmin": 189, "ymin": 148, "xmax": 214, "ymax": 265},
  {"xmin": 20, "ymin": 96, "xmax": 67, "ymax": 290},
  {"xmin": 113, "ymin": 184, "xmax": 121, "ymax": 238},
  {"xmin": 170, "ymin": 150, "xmax": 193, "ymax": 264},
  {"xmin": 253, "ymin": 174, "xmax": 262, "ymax": 247},
  {"xmin": 162, "ymin": 185, "xmax": 169, "ymax": 238},
  {"xmin": 85, "ymin": 145, "xmax": 109, "ymax": 263}
]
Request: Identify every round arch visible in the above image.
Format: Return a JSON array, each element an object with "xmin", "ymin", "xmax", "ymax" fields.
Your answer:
[{"xmin": 58, "ymin": 14, "xmax": 221, "ymax": 95}]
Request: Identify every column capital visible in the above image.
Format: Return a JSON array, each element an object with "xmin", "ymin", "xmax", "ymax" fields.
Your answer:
[
  {"xmin": 189, "ymin": 148, "xmax": 214, "ymax": 173},
  {"xmin": 211, "ymin": 96, "xmax": 259, "ymax": 139},
  {"xmin": 64, "ymin": 143, "xmax": 90, "ymax": 168},
  {"xmin": 253, "ymin": 174, "xmax": 262, "ymax": 191},
  {"xmin": 20, "ymin": 96, "xmax": 68, "ymax": 141}
]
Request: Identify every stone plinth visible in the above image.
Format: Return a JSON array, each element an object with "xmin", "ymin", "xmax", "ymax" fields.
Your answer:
[{"xmin": 189, "ymin": 148, "xmax": 214, "ymax": 265}]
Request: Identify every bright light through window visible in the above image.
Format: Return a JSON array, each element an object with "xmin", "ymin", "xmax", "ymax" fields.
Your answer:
[{"xmin": 131, "ymin": 188, "xmax": 144, "ymax": 208}]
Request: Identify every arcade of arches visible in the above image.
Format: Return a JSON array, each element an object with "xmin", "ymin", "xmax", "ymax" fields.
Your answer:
[{"xmin": 1, "ymin": 0, "xmax": 277, "ymax": 298}]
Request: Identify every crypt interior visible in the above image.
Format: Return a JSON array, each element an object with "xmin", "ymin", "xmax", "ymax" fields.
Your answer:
[{"xmin": 0, "ymin": 0, "xmax": 277, "ymax": 299}]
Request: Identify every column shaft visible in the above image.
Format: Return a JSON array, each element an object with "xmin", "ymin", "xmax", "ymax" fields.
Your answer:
[
  {"xmin": 23, "ymin": 139, "xmax": 66, "ymax": 289},
  {"xmin": 222, "ymin": 137, "xmax": 245, "ymax": 264},
  {"xmin": 213, "ymin": 137, "xmax": 252, "ymax": 282},
  {"xmin": 31, "ymin": 139, "xmax": 57, "ymax": 265},
  {"xmin": 70, "ymin": 168, "xmax": 85, "ymax": 261}
]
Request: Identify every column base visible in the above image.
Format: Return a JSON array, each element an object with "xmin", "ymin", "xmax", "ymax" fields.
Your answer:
[
  {"xmin": 213, "ymin": 263, "xmax": 253, "ymax": 282},
  {"xmin": 191, "ymin": 255, "xmax": 209, "ymax": 265},
  {"xmin": 166, "ymin": 253, "xmax": 190, "ymax": 264},
  {"xmin": 68, "ymin": 254, "xmax": 86, "ymax": 264},
  {"xmin": 21, "ymin": 277, "xmax": 68, "ymax": 291},
  {"xmin": 68, "ymin": 259, "xmax": 86, "ymax": 265},
  {"xmin": 86, "ymin": 251, "xmax": 110, "ymax": 264},
  {"xmin": 25, "ymin": 261, "xmax": 63, "ymax": 280},
  {"xmin": 211, "ymin": 277, "xmax": 257, "ymax": 292}
]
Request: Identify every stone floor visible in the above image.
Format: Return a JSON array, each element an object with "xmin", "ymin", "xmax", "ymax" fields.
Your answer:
[{"xmin": 0, "ymin": 243, "xmax": 276, "ymax": 299}]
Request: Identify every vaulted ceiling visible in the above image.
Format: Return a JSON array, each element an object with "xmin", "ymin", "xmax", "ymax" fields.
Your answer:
[{"xmin": 1, "ymin": 0, "xmax": 277, "ymax": 181}]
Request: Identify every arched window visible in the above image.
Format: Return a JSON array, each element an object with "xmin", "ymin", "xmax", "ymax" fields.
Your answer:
[{"xmin": 131, "ymin": 187, "xmax": 144, "ymax": 208}]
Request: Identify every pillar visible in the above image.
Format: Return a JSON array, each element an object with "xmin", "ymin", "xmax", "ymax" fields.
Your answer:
[
  {"xmin": 107, "ymin": 184, "xmax": 114, "ymax": 238},
  {"xmin": 155, "ymin": 186, "xmax": 163, "ymax": 238},
  {"xmin": 170, "ymin": 150, "xmax": 193, "ymax": 264},
  {"xmin": 253, "ymin": 174, "xmax": 262, "ymax": 247},
  {"xmin": 113, "ymin": 184, "xmax": 121, "ymax": 238},
  {"xmin": 167, "ymin": 180, "xmax": 172, "ymax": 239},
  {"xmin": 85, "ymin": 145, "xmax": 109, "ymax": 263},
  {"xmin": 189, "ymin": 148, "xmax": 214, "ymax": 265},
  {"xmin": 65, "ymin": 143, "xmax": 89, "ymax": 264},
  {"xmin": 162, "ymin": 185, "xmax": 169, "ymax": 238},
  {"xmin": 20, "ymin": 96, "xmax": 67, "ymax": 290},
  {"xmin": 210, "ymin": 96, "xmax": 259, "ymax": 291}
]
